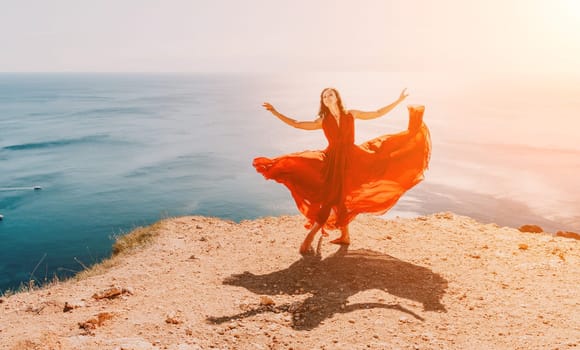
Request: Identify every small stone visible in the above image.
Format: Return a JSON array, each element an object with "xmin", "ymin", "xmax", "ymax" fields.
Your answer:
[
  {"xmin": 79, "ymin": 312, "xmax": 115, "ymax": 332},
  {"xmin": 92, "ymin": 286, "xmax": 131, "ymax": 300},
  {"xmin": 556, "ymin": 231, "xmax": 580, "ymax": 240},
  {"xmin": 518, "ymin": 244, "xmax": 529, "ymax": 250},
  {"xmin": 62, "ymin": 300, "xmax": 85, "ymax": 313},
  {"xmin": 518, "ymin": 225, "xmax": 543, "ymax": 233},
  {"xmin": 196, "ymin": 225, "xmax": 202, "ymax": 229},
  {"xmin": 435, "ymin": 212, "xmax": 454, "ymax": 220},
  {"xmin": 259, "ymin": 296, "xmax": 275, "ymax": 306},
  {"xmin": 166, "ymin": 316, "xmax": 182, "ymax": 325}
]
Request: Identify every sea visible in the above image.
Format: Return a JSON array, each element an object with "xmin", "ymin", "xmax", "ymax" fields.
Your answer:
[{"xmin": 1, "ymin": 72, "xmax": 579, "ymax": 293}]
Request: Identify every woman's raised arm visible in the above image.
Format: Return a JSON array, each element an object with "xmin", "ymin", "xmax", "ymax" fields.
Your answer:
[
  {"xmin": 350, "ymin": 88, "xmax": 409, "ymax": 120},
  {"xmin": 262, "ymin": 102, "xmax": 322, "ymax": 130}
]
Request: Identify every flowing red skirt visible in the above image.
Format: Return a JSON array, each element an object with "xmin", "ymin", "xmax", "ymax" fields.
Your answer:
[{"xmin": 253, "ymin": 106, "xmax": 431, "ymax": 230}]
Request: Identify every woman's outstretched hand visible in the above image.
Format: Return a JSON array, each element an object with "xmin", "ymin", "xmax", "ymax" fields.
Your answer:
[
  {"xmin": 399, "ymin": 88, "xmax": 409, "ymax": 102},
  {"xmin": 262, "ymin": 102, "xmax": 277, "ymax": 114}
]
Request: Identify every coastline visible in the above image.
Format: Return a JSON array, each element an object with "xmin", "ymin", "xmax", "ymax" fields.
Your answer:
[
  {"xmin": 392, "ymin": 182, "xmax": 580, "ymax": 234},
  {"xmin": 0, "ymin": 213, "xmax": 578, "ymax": 349}
]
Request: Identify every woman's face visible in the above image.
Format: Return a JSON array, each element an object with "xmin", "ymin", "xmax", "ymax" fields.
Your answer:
[{"xmin": 322, "ymin": 89, "xmax": 338, "ymax": 108}]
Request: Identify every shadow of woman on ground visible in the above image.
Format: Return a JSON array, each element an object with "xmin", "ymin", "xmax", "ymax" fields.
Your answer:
[{"xmin": 207, "ymin": 246, "xmax": 448, "ymax": 330}]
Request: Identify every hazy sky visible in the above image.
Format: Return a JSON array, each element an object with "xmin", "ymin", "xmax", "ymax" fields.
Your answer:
[{"xmin": 1, "ymin": 0, "xmax": 579, "ymax": 72}]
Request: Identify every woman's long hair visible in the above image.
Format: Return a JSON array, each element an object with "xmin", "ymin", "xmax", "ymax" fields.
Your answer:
[{"xmin": 318, "ymin": 88, "xmax": 346, "ymax": 118}]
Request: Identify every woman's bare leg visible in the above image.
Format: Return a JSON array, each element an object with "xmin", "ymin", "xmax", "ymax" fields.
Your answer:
[
  {"xmin": 299, "ymin": 222, "xmax": 322, "ymax": 254},
  {"xmin": 330, "ymin": 224, "xmax": 350, "ymax": 245}
]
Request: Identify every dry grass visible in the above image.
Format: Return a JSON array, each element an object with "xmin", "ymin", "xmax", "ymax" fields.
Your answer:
[
  {"xmin": 1, "ymin": 220, "xmax": 167, "ymax": 297},
  {"xmin": 0, "ymin": 217, "xmax": 173, "ymax": 298},
  {"xmin": 112, "ymin": 221, "xmax": 166, "ymax": 255},
  {"xmin": 75, "ymin": 220, "xmax": 166, "ymax": 280},
  {"xmin": 1, "ymin": 275, "xmax": 61, "ymax": 298}
]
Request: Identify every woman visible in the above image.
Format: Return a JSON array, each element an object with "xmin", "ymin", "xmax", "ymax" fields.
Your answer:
[{"xmin": 253, "ymin": 88, "xmax": 431, "ymax": 255}]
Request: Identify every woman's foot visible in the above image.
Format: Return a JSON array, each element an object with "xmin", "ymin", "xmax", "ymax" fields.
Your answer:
[
  {"xmin": 330, "ymin": 237, "xmax": 350, "ymax": 245},
  {"xmin": 299, "ymin": 244, "xmax": 315, "ymax": 256},
  {"xmin": 299, "ymin": 222, "xmax": 322, "ymax": 255},
  {"xmin": 330, "ymin": 225, "xmax": 350, "ymax": 245}
]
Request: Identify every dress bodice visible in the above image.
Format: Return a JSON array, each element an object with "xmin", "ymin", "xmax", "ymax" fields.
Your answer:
[{"xmin": 322, "ymin": 112, "xmax": 355, "ymax": 149}]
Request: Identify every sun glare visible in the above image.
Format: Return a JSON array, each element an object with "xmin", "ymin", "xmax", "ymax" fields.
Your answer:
[
  {"xmin": 540, "ymin": 0, "xmax": 580, "ymax": 35},
  {"xmin": 560, "ymin": 0, "xmax": 580, "ymax": 18}
]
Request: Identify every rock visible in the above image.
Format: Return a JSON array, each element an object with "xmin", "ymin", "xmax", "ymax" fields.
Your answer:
[
  {"xmin": 259, "ymin": 296, "xmax": 275, "ymax": 306},
  {"xmin": 165, "ymin": 316, "xmax": 182, "ymax": 325},
  {"xmin": 551, "ymin": 248, "xmax": 566, "ymax": 261},
  {"xmin": 92, "ymin": 286, "xmax": 133, "ymax": 300},
  {"xmin": 398, "ymin": 316, "xmax": 411, "ymax": 324},
  {"xmin": 556, "ymin": 231, "xmax": 580, "ymax": 240},
  {"xmin": 518, "ymin": 244, "xmax": 529, "ymax": 250},
  {"xmin": 79, "ymin": 312, "xmax": 115, "ymax": 332},
  {"xmin": 435, "ymin": 212, "xmax": 454, "ymax": 220},
  {"xmin": 63, "ymin": 300, "xmax": 85, "ymax": 312},
  {"xmin": 518, "ymin": 225, "xmax": 543, "ymax": 233}
]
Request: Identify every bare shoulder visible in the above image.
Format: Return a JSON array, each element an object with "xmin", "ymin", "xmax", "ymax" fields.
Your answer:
[
  {"xmin": 348, "ymin": 109, "xmax": 363, "ymax": 119},
  {"xmin": 312, "ymin": 116, "xmax": 323, "ymax": 128}
]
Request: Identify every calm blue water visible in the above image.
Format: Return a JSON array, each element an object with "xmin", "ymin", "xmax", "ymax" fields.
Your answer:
[{"xmin": 1, "ymin": 72, "xmax": 579, "ymax": 293}]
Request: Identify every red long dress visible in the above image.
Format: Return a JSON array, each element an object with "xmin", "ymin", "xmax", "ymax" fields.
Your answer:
[{"xmin": 253, "ymin": 106, "xmax": 431, "ymax": 230}]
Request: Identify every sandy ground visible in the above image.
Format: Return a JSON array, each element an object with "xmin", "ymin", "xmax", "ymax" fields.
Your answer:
[{"xmin": 0, "ymin": 213, "xmax": 578, "ymax": 350}]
